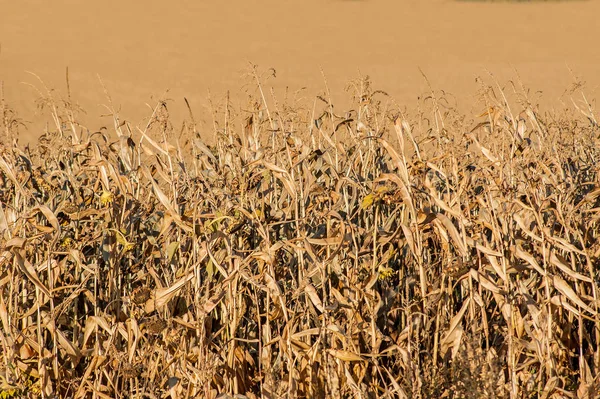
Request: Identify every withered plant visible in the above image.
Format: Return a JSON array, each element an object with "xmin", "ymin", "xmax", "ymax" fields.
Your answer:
[{"xmin": 1, "ymin": 71, "xmax": 600, "ymax": 398}]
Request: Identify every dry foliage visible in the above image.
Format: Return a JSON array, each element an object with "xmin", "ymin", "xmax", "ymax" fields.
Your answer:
[{"xmin": 1, "ymin": 71, "xmax": 600, "ymax": 398}]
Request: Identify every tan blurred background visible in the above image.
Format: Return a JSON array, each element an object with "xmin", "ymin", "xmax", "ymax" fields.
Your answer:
[{"xmin": 1, "ymin": 0, "xmax": 599, "ymax": 143}]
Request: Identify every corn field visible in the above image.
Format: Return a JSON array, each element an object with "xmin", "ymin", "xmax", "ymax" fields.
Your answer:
[{"xmin": 1, "ymin": 73, "xmax": 600, "ymax": 398}]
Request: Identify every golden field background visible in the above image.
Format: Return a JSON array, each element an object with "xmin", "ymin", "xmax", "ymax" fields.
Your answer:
[
  {"xmin": 1, "ymin": 0, "xmax": 599, "ymax": 142},
  {"xmin": 2, "ymin": 1, "xmax": 600, "ymax": 398}
]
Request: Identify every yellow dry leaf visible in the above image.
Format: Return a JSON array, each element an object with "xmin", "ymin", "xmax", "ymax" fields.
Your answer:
[
  {"xmin": 109, "ymin": 229, "xmax": 135, "ymax": 252},
  {"xmin": 100, "ymin": 190, "xmax": 114, "ymax": 206},
  {"xmin": 361, "ymin": 193, "xmax": 375, "ymax": 210},
  {"xmin": 166, "ymin": 242, "xmax": 179, "ymax": 263},
  {"xmin": 378, "ymin": 265, "xmax": 394, "ymax": 281},
  {"xmin": 328, "ymin": 349, "xmax": 364, "ymax": 362}
]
